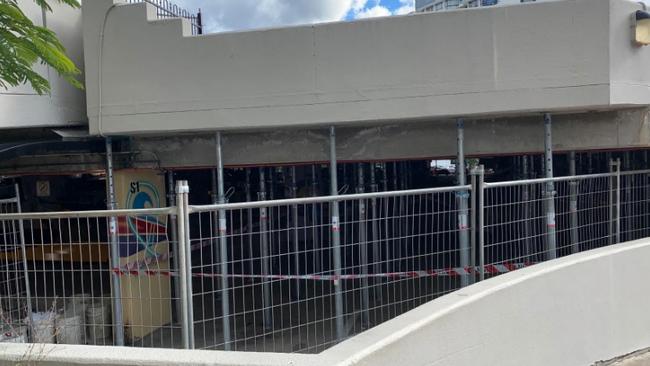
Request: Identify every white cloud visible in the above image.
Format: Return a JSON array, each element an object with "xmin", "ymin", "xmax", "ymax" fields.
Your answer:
[
  {"xmin": 175, "ymin": 0, "xmax": 416, "ymax": 33},
  {"xmin": 355, "ymin": 5, "xmax": 391, "ymax": 19},
  {"xmin": 394, "ymin": 0, "xmax": 415, "ymax": 15},
  {"xmin": 351, "ymin": 0, "xmax": 369, "ymax": 12},
  {"xmin": 177, "ymin": 0, "xmax": 356, "ymax": 33}
]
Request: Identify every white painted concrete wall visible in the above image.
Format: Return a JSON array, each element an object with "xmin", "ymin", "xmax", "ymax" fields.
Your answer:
[
  {"xmin": 83, "ymin": 0, "xmax": 650, "ymax": 136},
  {"xmin": 3, "ymin": 238, "xmax": 650, "ymax": 365},
  {"xmin": 0, "ymin": 0, "xmax": 86, "ymax": 130}
]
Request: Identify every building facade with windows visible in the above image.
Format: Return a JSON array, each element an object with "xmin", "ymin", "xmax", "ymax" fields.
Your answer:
[{"xmin": 416, "ymin": 0, "xmax": 537, "ymax": 12}]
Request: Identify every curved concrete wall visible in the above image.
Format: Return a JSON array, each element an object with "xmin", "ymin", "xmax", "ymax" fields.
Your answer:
[
  {"xmin": 2, "ymin": 239, "xmax": 650, "ymax": 365},
  {"xmin": 326, "ymin": 238, "xmax": 650, "ymax": 366}
]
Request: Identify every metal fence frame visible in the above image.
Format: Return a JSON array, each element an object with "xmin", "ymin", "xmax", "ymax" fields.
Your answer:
[{"xmin": 2, "ymin": 164, "xmax": 650, "ymax": 353}]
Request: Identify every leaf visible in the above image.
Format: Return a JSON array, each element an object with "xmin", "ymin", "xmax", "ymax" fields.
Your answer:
[{"xmin": 0, "ymin": 0, "xmax": 83, "ymax": 94}]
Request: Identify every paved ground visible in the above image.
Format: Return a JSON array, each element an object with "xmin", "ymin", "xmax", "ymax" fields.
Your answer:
[{"xmin": 593, "ymin": 348, "xmax": 650, "ymax": 365}]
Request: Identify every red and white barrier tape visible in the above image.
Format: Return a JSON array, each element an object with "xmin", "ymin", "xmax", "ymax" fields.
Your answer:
[{"xmin": 112, "ymin": 262, "xmax": 533, "ymax": 281}]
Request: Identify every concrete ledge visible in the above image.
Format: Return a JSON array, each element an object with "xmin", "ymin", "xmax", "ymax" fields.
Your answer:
[{"xmin": 0, "ymin": 343, "xmax": 315, "ymax": 366}]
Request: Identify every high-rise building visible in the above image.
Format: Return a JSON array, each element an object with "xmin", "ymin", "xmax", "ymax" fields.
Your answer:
[{"xmin": 416, "ymin": 0, "xmax": 537, "ymax": 12}]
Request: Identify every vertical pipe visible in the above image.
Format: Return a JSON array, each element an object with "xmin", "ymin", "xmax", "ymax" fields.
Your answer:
[
  {"xmin": 311, "ymin": 165, "xmax": 321, "ymax": 273},
  {"xmin": 456, "ymin": 119, "xmax": 470, "ymax": 287},
  {"xmin": 544, "ymin": 114, "xmax": 557, "ymax": 260},
  {"xmin": 176, "ymin": 180, "xmax": 192, "ymax": 349},
  {"xmin": 104, "ymin": 137, "xmax": 125, "ymax": 346},
  {"xmin": 259, "ymin": 168, "xmax": 272, "ymax": 331},
  {"xmin": 167, "ymin": 171, "xmax": 181, "ymax": 324},
  {"xmin": 469, "ymin": 172, "xmax": 476, "ymax": 285},
  {"xmin": 477, "ymin": 165, "xmax": 485, "ymax": 281},
  {"xmin": 290, "ymin": 167, "xmax": 300, "ymax": 299},
  {"xmin": 245, "ymin": 169, "xmax": 253, "ymax": 274},
  {"xmin": 623, "ymin": 152, "xmax": 632, "ymax": 242},
  {"xmin": 569, "ymin": 152, "xmax": 579, "ymax": 253},
  {"xmin": 521, "ymin": 156, "xmax": 533, "ymax": 258},
  {"xmin": 369, "ymin": 164, "xmax": 381, "ymax": 299},
  {"xmin": 14, "ymin": 184, "xmax": 33, "ymax": 339},
  {"xmin": 615, "ymin": 160, "xmax": 621, "ymax": 243},
  {"xmin": 329, "ymin": 126, "xmax": 346, "ymax": 342},
  {"xmin": 215, "ymin": 132, "xmax": 231, "ymax": 350},
  {"xmin": 608, "ymin": 159, "xmax": 621, "ymax": 245},
  {"xmin": 356, "ymin": 163, "xmax": 370, "ymax": 327}
]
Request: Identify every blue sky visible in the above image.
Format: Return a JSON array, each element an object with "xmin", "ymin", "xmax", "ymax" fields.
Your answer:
[
  {"xmin": 175, "ymin": 0, "xmax": 415, "ymax": 33},
  {"xmin": 175, "ymin": 0, "xmax": 650, "ymax": 33}
]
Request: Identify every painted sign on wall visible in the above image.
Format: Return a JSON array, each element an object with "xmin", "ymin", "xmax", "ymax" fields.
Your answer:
[{"xmin": 113, "ymin": 169, "xmax": 171, "ymax": 341}]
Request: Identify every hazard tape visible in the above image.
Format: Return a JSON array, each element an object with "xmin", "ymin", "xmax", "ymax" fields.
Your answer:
[{"xmin": 111, "ymin": 262, "xmax": 534, "ymax": 281}]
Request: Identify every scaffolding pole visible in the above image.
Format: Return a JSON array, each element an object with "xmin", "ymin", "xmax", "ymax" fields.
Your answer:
[
  {"xmin": 456, "ymin": 119, "xmax": 470, "ymax": 287},
  {"xmin": 329, "ymin": 126, "xmax": 346, "ymax": 342},
  {"xmin": 569, "ymin": 151, "xmax": 579, "ymax": 253},
  {"xmin": 623, "ymin": 152, "xmax": 632, "ymax": 242},
  {"xmin": 290, "ymin": 166, "xmax": 301, "ymax": 299},
  {"xmin": 609, "ymin": 159, "xmax": 621, "ymax": 245},
  {"xmin": 258, "ymin": 168, "xmax": 272, "ymax": 331},
  {"xmin": 311, "ymin": 165, "xmax": 322, "ymax": 273},
  {"xmin": 356, "ymin": 163, "xmax": 370, "ymax": 327},
  {"xmin": 369, "ymin": 164, "xmax": 381, "ymax": 300},
  {"xmin": 544, "ymin": 114, "xmax": 557, "ymax": 260},
  {"xmin": 166, "ymin": 171, "xmax": 181, "ymax": 324},
  {"xmin": 214, "ymin": 132, "xmax": 232, "ymax": 350},
  {"xmin": 245, "ymin": 169, "xmax": 254, "ymax": 274},
  {"xmin": 104, "ymin": 137, "xmax": 125, "ymax": 346},
  {"xmin": 521, "ymin": 156, "xmax": 533, "ymax": 259}
]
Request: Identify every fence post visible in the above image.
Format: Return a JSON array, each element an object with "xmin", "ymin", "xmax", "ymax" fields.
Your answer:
[
  {"xmin": 14, "ymin": 184, "xmax": 33, "ymax": 339},
  {"xmin": 329, "ymin": 126, "xmax": 346, "ymax": 342},
  {"xmin": 176, "ymin": 180, "xmax": 195, "ymax": 349},
  {"xmin": 469, "ymin": 169, "xmax": 477, "ymax": 285},
  {"xmin": 569, "ymin": 152, "xmax": 580, "ymax": 254},
  {"xmin": 609, "ymin": 159, "xmax": 621, "ymax": 245},
  {"xmin": 471, "ymin": 165, "xmax": 486, "ymax": 281}
]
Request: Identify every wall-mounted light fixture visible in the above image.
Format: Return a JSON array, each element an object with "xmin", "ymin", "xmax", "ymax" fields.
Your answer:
[{"xmin": 635, "ymin": 9, "xmax": 650, "ymax": 46}]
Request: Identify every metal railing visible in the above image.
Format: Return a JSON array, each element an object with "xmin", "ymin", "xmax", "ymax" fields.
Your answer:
[
  {"xmin": 1, "ymin": 162, "xmax": 649, "ymax": 353},
  {"xmin": 187, "ymin": 185, "xmax": 469, "ymax": 353},
  {"xmin": 126, "ymin": 0, "xmax": 203, "ymax": 35}
]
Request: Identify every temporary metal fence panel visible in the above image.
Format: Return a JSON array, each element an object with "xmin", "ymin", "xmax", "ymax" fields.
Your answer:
[
  {"xmin": 0, "ymin": 207, "xmax": 183, "ymax": 348},
  {"xmin": 4, "ymin": 165, "xmax": 650, "ymax": 353},
  {"xmin": 0, "ymin": 185, "xmax": 28, "ymax": 340},
  {"xmin": 620, "ymin": 170, "xmax": 650, "ymax": 242},
  {"xmin": 187, "ymin": 186, "xmax": 471, "ymax": 353}
]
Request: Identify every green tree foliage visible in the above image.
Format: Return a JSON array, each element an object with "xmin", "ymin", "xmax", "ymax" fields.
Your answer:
[{"xmin": 0, "ymin": 0, "xmax": 82, "ymax": 95}]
